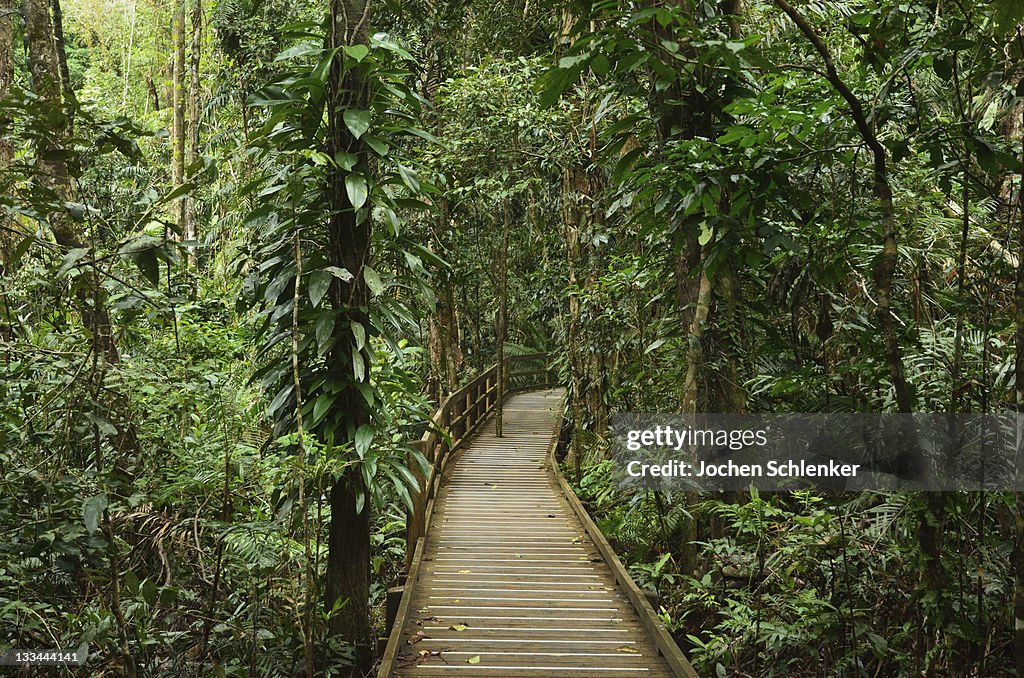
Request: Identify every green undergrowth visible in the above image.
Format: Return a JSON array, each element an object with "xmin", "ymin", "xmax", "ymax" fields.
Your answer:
[{"xmin": 571, "ymin": 455, "xmax": 1014, "ymax": 677}]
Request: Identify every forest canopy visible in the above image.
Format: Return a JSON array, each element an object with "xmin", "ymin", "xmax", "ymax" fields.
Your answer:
[{"xmin": 4, "ymin": 0, "xmax": 1024, "ymax": 676}]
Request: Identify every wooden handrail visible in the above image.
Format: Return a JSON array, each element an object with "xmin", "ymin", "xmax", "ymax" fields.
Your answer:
[
  {"xmin": 545, "ymin": 411, "xmax": 700, "ymax": 678},
  {"xmin": 404, "ymin": 353, "xmax": 554, "ymax": 569}
]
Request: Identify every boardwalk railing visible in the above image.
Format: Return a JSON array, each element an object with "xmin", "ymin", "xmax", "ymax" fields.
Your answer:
[{"xmin": 404, "ymin": 353, "xmax": 555, "ymax": 569}]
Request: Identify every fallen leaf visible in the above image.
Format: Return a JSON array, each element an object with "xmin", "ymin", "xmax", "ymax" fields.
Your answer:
[
  {"xmin": 418, "ymin": 650, "xmax": 431, "ymax": 657},
  {"xmin": 490, "ymin": 485, "xmax": 498, "ymax": 490},
  {"xmin": 458, "ymin": 569, "xmax": 471, "ymax": 574},
  {"xmin": 449, "ymin": 624, "xmax": 469, "ymax": 631},
  {"xmin": 467, "ymin": 656, "xmax": 480, "ymax": 664},
  {"xmin": 408, "ymin": 631, "xmax": 427, "ymax": 645},
  {"xmin": 616, "ymin": 645, "xmax": 640, "ymax": 654},
  {"xmin": 571, "ymin": 535, "xmax": 583, "ymax": 543},
  {"xmin": 452, "ymin": 599, "xmax": 461, "ymax": 603}
]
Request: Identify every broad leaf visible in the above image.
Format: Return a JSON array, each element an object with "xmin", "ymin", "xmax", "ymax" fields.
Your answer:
[
  {"xmin": 346, "ymin": 175, "xmax": 369, "ymax": 210},
  {"xmin": 344, "ymin": 109, "xmax": 372, "ymax": 139},
  {"xmin": 83, "ymin": 494, "xmax": 108, "ymax": 535}
]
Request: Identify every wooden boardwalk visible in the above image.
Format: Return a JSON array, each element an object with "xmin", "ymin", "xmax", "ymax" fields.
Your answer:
[{"xmin": 382, "ymin": 389, "xmax": 693, "ymax": 677}]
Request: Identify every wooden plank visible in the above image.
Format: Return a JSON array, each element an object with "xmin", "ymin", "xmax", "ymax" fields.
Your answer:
[{"xmin": 380, "ymin": 389, "xmax": 688, "ymax": 678}]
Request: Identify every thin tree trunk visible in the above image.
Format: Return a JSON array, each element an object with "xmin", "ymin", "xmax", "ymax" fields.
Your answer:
[
  {"xmin": 772, "ymin": 0, "xmax": 915, "ymax": 416},
  {"xmin": 120, "ymin": 0, "xmax": 137, "ymax": 109},
  {"xmin": 712, "ymin": 261, "xmax": 746, "ymax": 413},
  {"xmin": 445, "ymin": 286, "xmax": 462, "ymax": 389},
  {"xmin": 428, "ymin": 300, "xmax": 445, "ymax": 400},
  {"xmin": 0, "ymin": 0, "xmax": 15, "ymax": 260},
  {"xmin": 425, "ymin": 212, "xmax": 444, "ymax": 402},
  {"xmin": 771, "ymin": 3, "xmax": 937, "ymax": 588},
  {"xmin": 422, "ymin": 32, "xmax": 460, "ymax": 396},
  {"xmin": 428, "ymin": 264, "xmax": 460, "ymax": 397},
  {"xmin": 185, "ymin": 0, "xmax": 201, "ymax": 265},
  {"xmin": 681, "ymin": 261, "xmax": 712, "ymax": 414},
  {"xmin": 0, "ymin": 0, "xmax": 13, "ymax": 136},
  {"xmin": 102, "ymin": 511, "xmax": 138, "ymax": 677},
  {"xmin": 495, "ymin": 201, "xmax": 510, "ymax": 438},
  {"xmin": 171, "ymin": 0, "xmax": 186, "ymax": 239},
  {"xmin": 144, "ymin": 74, "xmax": 160, "ymax": 111},
  {"xmin": 324, "ymin": 0, "xmax": 373, "ymax": 673},
  {"xmin": 50, "ymin": 0, "xmax": 76, "ymax": 133},
  {"xmin": 1013, "ymin": 103, "xmax": 1024, "ymax": 678},
  {"xmin": 675, "ymin": 260, "xmax": 711, "ymax": 577},
  {"xmin": 562, "ymin": 167, "xmax": 585, "ymax": 477}
]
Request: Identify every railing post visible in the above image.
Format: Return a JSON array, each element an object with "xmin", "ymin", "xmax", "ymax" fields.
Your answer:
[{"xmin": 474, "ymin": 380, "xmax": 483, "ymax": 427}]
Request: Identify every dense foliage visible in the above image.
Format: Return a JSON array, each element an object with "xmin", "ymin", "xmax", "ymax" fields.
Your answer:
[{"xmin": 4, "ymin": 0, "xmax": 1024, "ymax": 676}]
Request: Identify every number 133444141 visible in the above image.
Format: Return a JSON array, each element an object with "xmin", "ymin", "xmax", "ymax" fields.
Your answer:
[{"xmin": 0, "ymin": 649, "xmax": 85, "ymax": 666}]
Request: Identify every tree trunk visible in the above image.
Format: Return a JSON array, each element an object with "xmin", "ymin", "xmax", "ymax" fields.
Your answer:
[
  {"xmin": 1013, "ymin": 103, "xmax": 1024, "ymax": 678},
  {"xmin": 185, "ymin": 0, "xmax": 201, "ymax": 265},
  {"xmin": 422, "ymin": 35, "xmax": 461, "ymax": 397},
  {"xmin": 582, "ymin": 163, "xmax": 608, "ymax": 436},
  {"xmin": 0, "ymin": 0, "xmax": 12, "ymax": 126},
  {"xmin": 428, "ymin": 263, "xmax": 461, "ymax": 398},
  {"xmin": 145, "ymin": 74, "xmax": 160, "ymax": 111},
  {"xmin": 561, "ymin": 166, "xmax": 587, "ymax": 478},
  {"xmin": 171, "ymin": 0, "xmax": 186, "ymax": 239},
  {"xmin": 427, "ymin": 296, "xmax": 445, "ymax": 400},
  {"xmin": 443, "ymin": 283, "xmax": 462, "ymax": 389},
  {"xmin": 24, "ymin": 0, "xmax": 119, "ymax": 364},
  {"xmin": 644, "ymin": 0, "xmax": 706, "ymax": 334},
  {"xmin": 495, "ymin": 201, "xmax": 510, "ymax": 437},
  {"xmin": 327, "ymin": 476, "xmax": 371, "ymax": 672},
  {"xmin": 774, "ymin": 0, "xmax": 941, "ymax": 611},
  {"xmin": 50, "ymin": 0, "xmax": 76, "ymax": 133},
  {"xmin": 711, "ymin": 261, "xmax": 746, "ymax": 413},
  {"xmin": 681, "ymin": 260, "xmax": 712, "ymax": 415},
  {"xmin": 0, "ymin": 0, "xmax": 14, "ymax": 261},
  {"xmin": 324, "ymin": 0, "xmax": 373, "ymax": 673}
]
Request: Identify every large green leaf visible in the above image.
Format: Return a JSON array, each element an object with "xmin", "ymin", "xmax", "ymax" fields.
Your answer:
[
  {"xmin": 346, "ymin": 174, "xmax": 369, "ymax": 209},
  {"xmin": 83, "ymin": 494, "xmax": 108, "ymax": 535},
  {"xmin": 363, "ymin": 266, "xmax": 384, "ymax": 296},
  {"xmin": 308, "ymin": 269, "xmax": 332, "ymax": 308},
  {"xmin": 355, "ymin": 424, "xmax": 373, "ymax": 459},
  {"xmin": 344, "ymin": 44, "xmax": 369, "ymax": 62},
  {"xmin": 344, "ymin": 109, "xmax": 372, "ymax": 139}
]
